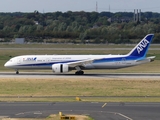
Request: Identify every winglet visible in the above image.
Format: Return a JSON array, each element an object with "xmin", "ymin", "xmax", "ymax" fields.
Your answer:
[{"xmin": 127, "ymin": 34, "xmax": 154, "ymax": 57}]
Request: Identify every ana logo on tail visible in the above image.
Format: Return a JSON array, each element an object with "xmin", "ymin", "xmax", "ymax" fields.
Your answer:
[{"xmin": 137, "ymin": 38, "xmax": 149, "ymax": 54}]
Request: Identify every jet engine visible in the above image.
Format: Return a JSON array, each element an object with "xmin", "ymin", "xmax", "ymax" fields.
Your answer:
[{"xmin": 52, "ymin": 64, "xmax": 69, "ymax": 73}]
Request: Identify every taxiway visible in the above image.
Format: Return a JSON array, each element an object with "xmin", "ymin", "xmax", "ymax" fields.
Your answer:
[
  {"xmin": 0, "ymin": 102, "xmax": 160, "ymax": 120},
  {"xmin": 0, "ymin": 72, "xmax": 160, "ymax": 79}
]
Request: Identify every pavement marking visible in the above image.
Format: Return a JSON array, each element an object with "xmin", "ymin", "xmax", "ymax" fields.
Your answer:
[
  {"xmin": 102, "ymin": 103, "xmax": 107, "ymax": 108},
  {"xmin": 117, "ymin": 113, "xmax": 133, "ymax": 120},
  {"xmin": 91, "ymin": 102, "xmax": 99, "ymax": 103},
  {"xmin": 34, "ymin": 112, "xmax": 42, "ymax": 115},
  {"xmin": 15, "ymin": 113, "xmax": 24, "ymax": 115}
]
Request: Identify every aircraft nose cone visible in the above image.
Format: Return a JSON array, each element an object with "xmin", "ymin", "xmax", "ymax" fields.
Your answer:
[
  {"xmin": 4, "ymin": 62, "xmax": 7, "ymax": 67},
  {"xmin": 4, "ymin": 62, "xmax": 9, "ymax": 67}
]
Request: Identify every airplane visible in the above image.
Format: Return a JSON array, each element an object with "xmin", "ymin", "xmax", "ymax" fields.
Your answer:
[{"xmin": 4, "ymin": 34, "xmax": 155, "ymax": 75}]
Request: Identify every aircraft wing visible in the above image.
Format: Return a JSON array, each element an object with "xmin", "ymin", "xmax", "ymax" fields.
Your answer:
[{"xmin": 66, "ymin": 58, "xmax": 100, "ymax": 67}]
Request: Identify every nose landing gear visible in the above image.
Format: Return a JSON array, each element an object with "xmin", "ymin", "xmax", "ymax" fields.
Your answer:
[{"xmin": 16, "ymin": 70, "xmax": 19, "ymax": 74}]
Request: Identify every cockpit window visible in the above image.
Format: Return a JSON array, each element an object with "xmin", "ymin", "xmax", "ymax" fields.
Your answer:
[{"xmin": 9, "ymin": 59, "xmax": 13, "ymax": 62}]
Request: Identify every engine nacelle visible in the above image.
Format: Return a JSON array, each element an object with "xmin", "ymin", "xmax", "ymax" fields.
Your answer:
[{"xmin": 52, "ymin": 64, "xmax": 69, "ymax": 73}]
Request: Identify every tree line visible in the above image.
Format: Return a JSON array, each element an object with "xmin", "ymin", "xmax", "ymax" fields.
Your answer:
[{"xmin": 0, "ymin": 11, "xmax": 160, "ymax": 43}]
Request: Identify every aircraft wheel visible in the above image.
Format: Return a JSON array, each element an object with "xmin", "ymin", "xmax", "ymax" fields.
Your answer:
[
  {"xmin": 75, "ymin": 71, "xmax": 84, "ymax": 75},
  {"xmin": 80, "ymin": 71, "xmax": 84, "ymax": 75},
  {"xmin": 16, "ymin": 71, "xmax": 19, "ymax": 74}
]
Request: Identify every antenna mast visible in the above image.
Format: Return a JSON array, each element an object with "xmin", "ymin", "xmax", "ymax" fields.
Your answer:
[{"xmin": 96, "ymin": 1, "xmax": 98, "ymax": 12}]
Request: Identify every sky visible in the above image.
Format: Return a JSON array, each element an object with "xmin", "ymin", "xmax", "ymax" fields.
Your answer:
[{"xmin": 0, "ymin": 0, "xmax": 160, "ymax": 13}]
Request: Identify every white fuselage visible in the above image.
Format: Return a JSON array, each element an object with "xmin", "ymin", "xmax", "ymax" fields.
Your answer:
[{"xmin": 4, "ymin": 54, "xmax": 148, "ymax": 70}]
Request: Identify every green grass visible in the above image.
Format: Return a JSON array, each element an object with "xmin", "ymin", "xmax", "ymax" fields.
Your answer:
[
  {"xmin": 0, "ymin": 43, "xmax": 159, "ymax": 48},
  {"xmin": 0, "ymin": 78, "xmax": 160, "ymax": 102},
  {"xmin": 0, "ymin": 43, "xmax": 144, "ymax": 48},
  {"xmin": 0, "ymin": 97, "xmax": 160, "ymax": 102}
]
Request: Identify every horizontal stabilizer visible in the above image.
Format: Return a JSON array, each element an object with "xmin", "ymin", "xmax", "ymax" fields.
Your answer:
[{"xmin": 147, "ymin": 56, "xmax": 156, "ymax": 62}]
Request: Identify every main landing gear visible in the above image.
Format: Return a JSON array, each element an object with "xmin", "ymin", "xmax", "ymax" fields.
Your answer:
[
  {"xmin": 16, "ymin": 70, "xmax": 19, "ymax": 74},
  {"xmin": 75, "ymin": 70, "xmax": 84, "ymax": 75},
  {"xmin": 75, "ymin": 66, "xmax": 84, "ymax": 75}
]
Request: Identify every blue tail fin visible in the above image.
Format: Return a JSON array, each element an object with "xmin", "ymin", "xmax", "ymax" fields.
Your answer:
[{"xmin": 127, "ymin": 34, "xmax": 154, "ymax": 57}]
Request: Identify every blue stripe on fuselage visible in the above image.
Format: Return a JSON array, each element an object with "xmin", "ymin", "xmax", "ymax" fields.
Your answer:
[
  {"xmin": 93, "ymin": 56, "xmax": 143, "ymax": 63},
  {"xmin": 16, "ymin": 56, "xmax": 143, "ymax": 67},
  {"xmin": 17, "ymin": 60, "xmax": 79, "ymax": 67}
]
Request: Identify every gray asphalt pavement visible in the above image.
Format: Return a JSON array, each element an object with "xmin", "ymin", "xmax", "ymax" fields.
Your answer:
[
  {"xmin": 0, "ymin": 102, "xmax": 160, "ymax": 120},
  {"xmin": 1, "ymin": 72, "xmax": 160, "ymax": 79}
]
